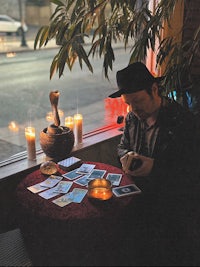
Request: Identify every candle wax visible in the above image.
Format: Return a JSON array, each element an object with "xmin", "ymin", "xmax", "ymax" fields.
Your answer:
[
  {"xmin": 25, "ymin": 127, "xmax": 36, "ymax": 160},
  {"xmin": 74, "ymin": 113, "xmax": 83, "ymax": 144}
]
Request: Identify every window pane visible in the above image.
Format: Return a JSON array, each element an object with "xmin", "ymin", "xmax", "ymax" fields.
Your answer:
[{"xmin": 0, "ymin": 27, "xmax": 129, "ymax": 163}]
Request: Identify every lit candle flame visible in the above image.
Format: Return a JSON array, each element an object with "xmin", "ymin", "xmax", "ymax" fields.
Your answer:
[
  {"xmin": 46, "ymin": 109, "xmax": 64, "ymax": 122},
  {"xmin": 8, "ymin": 121, "xmax": 19, "ymax": 132},
  {"xmin": 6, "ymin": 52, "xmax": 16, "ymax": 58},
  {"xmin": 65, "ymin": 116, "xmax": 74, "ymax": 131}
]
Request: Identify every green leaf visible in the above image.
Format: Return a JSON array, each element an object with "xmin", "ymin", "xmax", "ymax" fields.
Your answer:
[
  {"xmin": 34, "ymin": 26, "xmax": 48, "ymax": 49},
  {"xmin": 76, "ymin": 45, "xmax": 93, "ymax": 73},
  {"xmin": 50, "ymin": 0, "xmax": 65, "ymax": 6},
  {"xmin": 50, "ymin": 55, "xmax": 59, "ymax": 80}
]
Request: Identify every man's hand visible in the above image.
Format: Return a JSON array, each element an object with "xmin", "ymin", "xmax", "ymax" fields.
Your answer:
[
  {"xmin": 120, "ymin": 153, "xmax": 129, "ymax": 172},
  {"xmin": 125, "ymin": 154, "xmax": 154, "ymax": 177}
]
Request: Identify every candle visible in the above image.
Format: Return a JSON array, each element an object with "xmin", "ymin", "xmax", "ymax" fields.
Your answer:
[
  {"xmin": 25, "ymin": 127, "xmax": 36, "ymax": 160},
  {"xmin": 74, "ymin": 113, "xmax": 83, "ymax": 144},
  {"xmin": 89, "ymin": 187, "xmax": 113, "ymax": 200},
  {"xmin": 65, "ymin": 116, "xmax": 74, "ymax": 131},
  {"xmin": 46, "ymin": 109, "xmax": 64, "ymax": 123},
  {"xmin": 88, "ymin": 178, "xmax": 113, "ymax": 200}
]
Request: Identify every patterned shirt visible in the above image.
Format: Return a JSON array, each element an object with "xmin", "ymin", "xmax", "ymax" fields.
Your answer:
[{"xmin": 118, "ymin": 98, "xmax": 168, "ymax": 158}]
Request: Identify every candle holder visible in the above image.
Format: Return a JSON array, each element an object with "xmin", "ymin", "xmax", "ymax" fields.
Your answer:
[{"xmin": 87, "ymin": 178, "xmax": 113, "ymax": 201}]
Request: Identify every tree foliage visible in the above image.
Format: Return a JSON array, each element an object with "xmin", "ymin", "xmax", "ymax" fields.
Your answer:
[{"xmin": 34, "ymin": 0, "xmax": 200, "ymax": 108}]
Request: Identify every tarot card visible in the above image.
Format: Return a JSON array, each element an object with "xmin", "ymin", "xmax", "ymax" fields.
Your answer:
[
  {"xmin": 39, "ymin": 187, "xmax": 60, "ymax": 199},
  {"xmin": 70, "ymin": 188, "xmax": 88, "ymax": 203},
  {"xmin": 39, "ymin": 175, "xmax": 63, "ymax": 188},
  {"xmin": 53, "ymin": 181, "xmax": 73, "ymax": 194},
  {"xmin": 76, "ymin": 163, "xmax": 95, "ymax": 174},
  {"xmin": 106, "ymin": 173, "xmax": 122, "ymax": 186},
  {"xmin": 112, "ymin": 184, "xmax": 141, "ymax": 197},
  {"xmin": 58, "ymin": 156, "xmax": 82, "ymax": 171},
  {"xmin": 62, "ymin": 169, "xmax": 82, "ymax": 180},
  {"xmin": 87, "ymin": 169, "xmax": 106, "ymax": 180},
  {"xmin": 27, "ymin": 182, "xmax": 47, "ymax": 194},
  {"xmin": 74, "ymin": 174, "xmax": 90, "ymax": 186},
  {"xmin": 52, "ymin": 192, "xmax": 73, "ymax": 207}
]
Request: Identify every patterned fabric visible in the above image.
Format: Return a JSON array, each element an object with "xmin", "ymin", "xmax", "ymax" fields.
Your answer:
[
  {"xmin": 0, "ymin": 228, "xmax": 32, "ymax": 266},
  {"xmin": 16, "ymin": 161, "xmax": 135, "ymax": 222},
  {"xmin": 15, "ymin": 162, "xmax": 139, "ymax": 266}
]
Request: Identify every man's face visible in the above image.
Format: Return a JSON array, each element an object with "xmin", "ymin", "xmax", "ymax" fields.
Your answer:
[{"xmin": 121, "ymin": 85, "xmax": 160, "ymax": 120}]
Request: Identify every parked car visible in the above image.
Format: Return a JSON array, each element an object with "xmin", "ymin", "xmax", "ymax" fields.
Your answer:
[{"xmin": 0, "ymin": 14, "xmax": 28, "ymax": 36}]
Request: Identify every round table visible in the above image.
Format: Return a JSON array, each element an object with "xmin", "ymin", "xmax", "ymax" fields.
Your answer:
[{"xmin": 16, "ymin": 161, "xmax": 139, "ymax": 266}]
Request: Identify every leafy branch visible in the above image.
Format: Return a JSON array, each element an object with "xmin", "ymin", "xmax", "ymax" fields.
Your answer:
[{"xmin": 34, "ymin": 0, "xmax": 200, "ymax": 109}]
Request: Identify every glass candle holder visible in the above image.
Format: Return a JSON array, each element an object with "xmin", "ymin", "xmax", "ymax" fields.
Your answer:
[{"xmin": 88, "ymin": 178, "xmax": 113, "ymax": 201}]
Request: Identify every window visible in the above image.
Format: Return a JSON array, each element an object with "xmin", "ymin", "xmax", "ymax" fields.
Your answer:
[
  {"xmin": 0, "ymin": 3, "xmax": 128, "ymax": 164},
  {"xmin": 1, "ymin": 0, "xmax": 164, "ymax": 165}
]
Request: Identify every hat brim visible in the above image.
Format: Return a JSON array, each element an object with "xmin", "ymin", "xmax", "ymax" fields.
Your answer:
[
  {"xmin": 108, "ymin": 89, "xmax": 125, "ymax": 98},
  {"xmin": 108, "ymin": 77, "xmax": 164, "ymax": 98}
]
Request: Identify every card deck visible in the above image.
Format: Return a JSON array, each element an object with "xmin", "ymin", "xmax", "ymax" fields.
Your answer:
[{"xmin": 58, "ymin": 156, "xmax": 82, "ymax": 171}]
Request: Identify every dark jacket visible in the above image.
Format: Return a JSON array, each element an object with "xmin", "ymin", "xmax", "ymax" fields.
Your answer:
[
  {"xmin": 118, "ymin": 98, "xmax": 200, "ymax": 265},
  {"xmin": 118, "ymin": 97, "xmax": 200, "ymax": 196}
]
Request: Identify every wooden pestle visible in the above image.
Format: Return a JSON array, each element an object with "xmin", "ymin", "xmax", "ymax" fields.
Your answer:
[
  {"xmin": 49, "ymin": 90, "xmax": 60, "ymax": 126},
  {"xmin": 48, "ymin": 91, "xmax": 62, "ymax": 134}
]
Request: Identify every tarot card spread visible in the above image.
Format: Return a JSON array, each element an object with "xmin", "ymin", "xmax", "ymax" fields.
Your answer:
[{"xmin": 52, "ymin": 188, "xmax": 88, "ymax": 207}]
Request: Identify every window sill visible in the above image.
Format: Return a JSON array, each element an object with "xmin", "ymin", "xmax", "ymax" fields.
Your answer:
[{"xmin": 0, "ymin": 125, "xmax": 123, "ymax": 181}]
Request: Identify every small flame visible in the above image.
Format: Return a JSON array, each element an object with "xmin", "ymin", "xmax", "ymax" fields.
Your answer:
[
  {"xmin": 46, "ymin": 109, "xmax": 64, "ymax": 122},
  {"xmin": 8, "ymin": 121, "xmax": 19, "ymax": 132},
  {"xmin": 6, "ymin": 52, "xmax": 16, "ymax": 58}
]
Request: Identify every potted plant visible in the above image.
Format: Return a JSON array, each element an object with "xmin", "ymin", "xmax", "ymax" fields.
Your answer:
[{"xmin": 34, "ymin": 0, "xmax": 200, "ymax": 115}]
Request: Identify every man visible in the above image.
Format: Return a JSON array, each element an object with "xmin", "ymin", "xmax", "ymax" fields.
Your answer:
[{"xmin": 109, "ymin": 62, "xmax": 200, "ymax": 266}]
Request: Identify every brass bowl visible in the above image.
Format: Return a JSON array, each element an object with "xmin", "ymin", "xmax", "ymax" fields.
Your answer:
[{"xmin": 87, "ymin": 178, "xmax": 113, "ymax": 201}]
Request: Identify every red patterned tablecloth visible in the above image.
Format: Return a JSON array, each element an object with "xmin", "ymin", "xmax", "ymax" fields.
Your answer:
[
  {"xmin": 15, "ymin": 161, "xmax": 139, "ymax": 266},
  {"xmin": 16, "ymin": 161, "xmax": 136, "ymax": 222}
]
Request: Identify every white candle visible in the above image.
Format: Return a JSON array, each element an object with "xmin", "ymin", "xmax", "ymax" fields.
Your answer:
[
  {"xmin": 65, "ymin": 116, "xmax": 74, "ymax": 131},
  {"xmin": 74, "ymin": 113, "xmax": 83, "ymax": 144},
  {"xmin": 25, "ymin": 127, "xmax": 36, "ymax": 160}
]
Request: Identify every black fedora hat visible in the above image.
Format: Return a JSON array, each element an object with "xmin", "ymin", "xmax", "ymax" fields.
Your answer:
[{"xmin": 109, "ymin": 62, "xmax": 163, "ymax": 98}]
